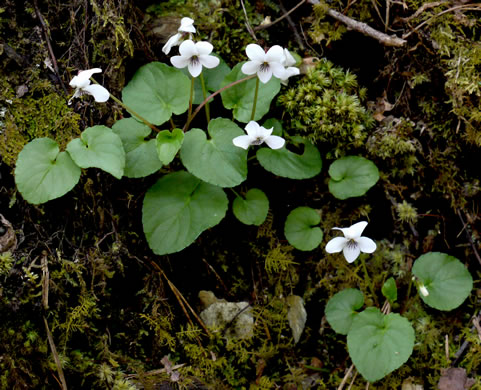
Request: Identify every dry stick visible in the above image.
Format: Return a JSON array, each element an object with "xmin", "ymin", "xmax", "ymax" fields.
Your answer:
[
  {"xmin": 254, "ymin": 0, "xmax": 307, "ymax": 31},
  {"xmin": 33, "ymin": 0, "xmax": 68, "ymax": 95},
  {"xmin": 347, "ymin": 371, "xmax": 358, "ymax": 390},
  {"xmin": 182, "ymin": 75, "xmax": 256, "ymax": 132},
  {"xmin": 402, "ymin": 4, "xmax": 481, "ymax": 39},
  {"xmin": 399, "ymin": 0, "xmax": 448, "ymax": 22},
  {"xmin": 456, "ymin": 209, "xmax": 481, "ymax": 266},
  {"xmin": 326, "ymin": 9, "xmax": 407, "ymax": 47},
  {"xmin": 240, "ymin": 0, "xmax": 257, "ymax": 40},
  {"xmin": 338, "ymin": 363, "xmax": 355, "ymax": 390},
  {"xmin": 148, "ymin": 260, "xmax": 211, "ymax": 337},
  {"xmin": 278, "ymin": 0, "xmax": 306, "ymax": 50}
]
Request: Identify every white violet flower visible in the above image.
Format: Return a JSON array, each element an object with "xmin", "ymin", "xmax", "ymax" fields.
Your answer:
[
  {"xmin": 241, "ymin": 43, "xmax": 286, "ymax": 84},
  {"xmin": 170, "ymin": 40, "xmax": 220, "ymax": 77},
  {"xmin": 68, "ymin": 68, "xmax": 109, "ymax": 105},
  {"xmin": 279, "ymin": 49, "xmax": 300, "ymax": 84},
  {"xmin": 232, "ymin": 121, "xmax": 285, "ymax": 150},
  {"xmin": 325, "ymin": 221, "xmax": 376, "ymax": 263},
  {"xmin": 419, "ymin": 284, "xmax": 429, "ymax": 297},
  {"xmin": 162, "ymin": 17, "xmax": 196, "ymax": 55}
]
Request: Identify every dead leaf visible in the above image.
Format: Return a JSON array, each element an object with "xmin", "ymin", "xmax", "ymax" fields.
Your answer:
[
  {"xmin": 438, "ymin": 367, "xmax": 475, "ymax": 390},
  {"xmin": 287, "ymin": 295, "xmax": 307, "ymax": 344}
]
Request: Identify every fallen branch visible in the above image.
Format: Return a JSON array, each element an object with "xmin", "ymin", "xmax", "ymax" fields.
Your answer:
[{"xmin": 326, "ymin": 9, "xmax": 407, "ymax": 47}]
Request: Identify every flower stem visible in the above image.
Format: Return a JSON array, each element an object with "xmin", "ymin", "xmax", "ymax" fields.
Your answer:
[
  {"xmin": 91, "ymin": 78, "xmax": 160, "ymax": 132},
  {"xmin": 183, "ymin": 75, "xmax": 255, "ymax": 132},
  {"xmin": 188, "ymin": 76, "xmax": 195, "ymax": 120},
  {"xmin": 360, "ymin": 257, "xmax": 377, "ymax": 305},
  {"xmin": 199, "ymin": 72, "xmax": 210, "ymax": 123},
  {"xmin": 229, "ymin": 188, "xmax": 242, "ymax": 198},
  {"xmin": 250, "ymin": 77, "xmax": 260, "ymax": 121}
]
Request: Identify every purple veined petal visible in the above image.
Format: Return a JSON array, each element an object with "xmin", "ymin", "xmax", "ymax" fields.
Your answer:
[
  {"xmin": 241, "ymin": 61, "xmax": 260, "ymax": 75},
  {"xmin": 178, "ymin": 39, "xmax": 197, "ymax": 57},
  {"xmin": 233, "ymin": 135, "xmax": 253, "ymax": 149},
  {"xmin": 265, "ymin": 45, "xmax": 284, "ymax": 63},
  {"xmin": 344, "ymin": 221, "xmax": 368, "ymax": 239},
  {"xmin": 187, "ymin": 60, "xmax": 202, "ymax": 77},
  {"xmin": 343, "ymin": 244, "xmax": 361, "ymax": 263},
  {"xmin": 170, "ymin": 55, "xmax": 189, "ymax": 69},
  {"xmin": 257, "ymin": 66, "xmax": 273, "ymax": 84},
  {"xmin": 162, "ymin": 33, "xmax": 182, "ymax": 55},
  {"xmin": 356, "ymin": 237, "xmax": 376, "ymax": 253},
  {"xmin": 244, "ymin": 121, "xmax": 261, "ymax": 137},
  {"xmin": 325, "ymin": 236, "xmax": 347, "ymax": 253},
  {"xmin": 196, "ymin": 41, "xmax": 213, "ymax": 55},
  {"xmin": 83, "ymin": 84, "xmax": 110, "ymax": 102},
  {"xmin": 179, "ymin": 17, "xmax": 196, "ymax": 33},
  {"xmin": 264, "ymin": 135, "xmax": 285, "ymax": 150},
  {"xmin": 199, "ymin": 54, "xmax": 219, "ymax": 69},
  {"xmin": 245, "ymin": 43, "xmax": 266, "ymax": 62}
]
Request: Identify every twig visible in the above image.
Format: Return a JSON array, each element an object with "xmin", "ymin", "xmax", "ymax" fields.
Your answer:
[
  {"xmin": 33, "ymin": 0, "xmax": 68, "ymax": 95},
  {"xmin": 326, "ymin": 9, "xmax": 406, "ymax": 47},
  {"xmin": 402, "ymin": 4, "xmax": 481, "ymax": 39},
  {"xmin": 44, "ymin": 317, "xmax": 68, "ymax": 390},
  {"xmin": 240, "ymin": 0, "xmax": 257, "ymax": 40},
  {"xmin": 347, "ymin": 370, "xmax": 358, "ymax": 390},
  {"xmin": 278, "ymin": 0, "xmax": 305, "ymax": 50},
  {"xmin": 456, "ymin": 209, "xmax": 481, "ymax": 267},
  {"xmin": 399, "ymin": 0, "xmax": 448, "ymax": 22},
  {"xmin": 338, "ymin": 363, "xmax": 355, "ymax": 390},
  {"xmin": 254, "ymin": 0, "xmax": 307, "ymax": 32}
]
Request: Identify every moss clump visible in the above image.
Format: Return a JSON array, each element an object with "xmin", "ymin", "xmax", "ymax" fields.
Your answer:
[{"xmin": 278, "ymin": 59, "xmax": 374, "ymax": 157}]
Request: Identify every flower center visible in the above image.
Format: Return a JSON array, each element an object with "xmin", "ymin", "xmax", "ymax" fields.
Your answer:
[
  {"xmin": 251, "ymin": 137, "xmax": 264, "ymax": 145},
  {"xmin": 190, "ymin": 55, "xmax": 200, "ymax": 66},
  {"xmin": 259, "ymin": 62, "xmax": 270, "ymax": 72},
  {"xmin": 346, "ymin": 239, "xmax": 358, "ymax": 250}
]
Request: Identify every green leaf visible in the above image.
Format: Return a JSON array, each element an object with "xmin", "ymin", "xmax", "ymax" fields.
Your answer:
[
  {"xmin": 347, "ymin": 307, "xmax": 415, "ymax": 382},
  {"xmin": 220, "ymin": 62, "xmax": 280, "ymax": 123},
  {"xmin": 328, "ymin": 156, "xmax": 379, "ymax": 200},
  {"xmin": 180, "ymin": 117, "xmax": 247, "ymax": 187},
  {"xmin": 284, "ymin": 207, "xmax": 323, "ymax": 251},
  {"xmin": 412, "ymin": 252, "xmax": 473, "ymax": 311},
  {"xmin": 15, "ymin": 138, "xmax": 81, "ymax": 204},
  {"xmin": 256, "ymin": 136, "xmax": 322, "ymax": 179},
  {"xmin": 112, "ymin": 118, "xmax": 162, "ymax": 178},
  {"xmin": 184, "ymin": 55, "xmax": 231, "ymax": 104},
  {"xmin": 262, "ymin": 118, "xmax": 283, "ymax": 136},
  {"xmin": 142, "ymin": 171, "xmax": 228, "ymax": 255},
  {"xmin": 232, "ymin": 188, "xmax": 269, "ymax": 226},
  {"xmin": 382, "ymin": 277, "xmax": 398, "ymax": 303},
  {"xmin": 66, "ymin": 125, "xmax": 125, "ymax": 179},
  {"xmin": 287, "ymin": 295, "xmax": 307, "ymax": 344},
  {"xmin": 325, "ymin": 288, "xmax": 364, "ymax": 335},
  {"xmin": 122, "ymin": 62, "xmax": 190, "ymax": 125},
  {"xmin": 156, "ymin": 129, "xmax": 184, "ymax": 165}
]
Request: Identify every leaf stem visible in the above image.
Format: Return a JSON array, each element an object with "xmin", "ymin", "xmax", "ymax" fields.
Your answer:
[
  {"xmin": 91, "ymin": 78, "xmax": 160, "ymax": 132},
  {"xmin": 182, "ymin": 74, "xmax": 255, "ymax": 132},
  {"xmin": 360, "ymin": 256, "xmax": 377, "ymax": 305},
  {"xmin": 199, "ymin": 72, "xmax": 210, "ymax": 123},
  {"xmin": 250, "ymin": 77, "xmax": 260, "ymax": 121}
]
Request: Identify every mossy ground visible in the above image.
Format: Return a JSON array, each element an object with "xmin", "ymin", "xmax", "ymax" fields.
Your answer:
[{"xmin": 0, "ymin": 0, "xmax": 480, "ymax": 389}]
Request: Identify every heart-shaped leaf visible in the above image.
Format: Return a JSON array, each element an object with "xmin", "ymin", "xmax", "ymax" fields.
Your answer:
[
  {"xmin": 15, "ymin": 138, "xmax": 81, "ymax": 204},
  {"xmin": 412, "ymin": 252, "xmax": 473, "ymax": 311},
  {"xmin": 382, "ymin": 277, "xmax": 398, "ymax": 303},
  {"xmin": 180, "ymin": 117, "xmax": 247, "ymax": 187},
  {"xmin": 284, "ymin": 207, "xmax": 323, "ymax": 251},
  {"xmin": 256, "ymin": 136, "xmax": 322, "ymax": 179},
  {"xmin": 232, "ymin": 188, "xmax": 269, "ymax": 226},
  {"xmin": 328, "ymin": 156, "xmax": 379, "ymax": 199},
  {"xmin": 325, "ymin": 288, "xmax": 364, "ymax": 335},
  {"xmin": 156, "ymin": 129, "xmax": 184, "ymax": 165},
  {"xmin": 122, "ymin": 62, "xmax": 190, "ymax": 125},
  {"xmin": 183, "ymin": 55, "xmax": 231, "ymax": 104},
  {"xmin": 142, "ymin": 171, "xmax": 228, "ymax": 255},
  {"xmin": 221, "ymin": 62, "xmax": 280, "ymax": 123},
  {"xmin": 66, "ymin": 125, "xmax": 125, "ymax": 179},
  {"xmin": 112, "ymin": 118, "xmax": 162, "ymax": 178},
  {"xmin": 347, "ymin": 307, "xmax": 415, "ymax": 382}
]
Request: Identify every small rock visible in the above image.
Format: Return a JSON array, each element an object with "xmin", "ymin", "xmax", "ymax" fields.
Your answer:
[{"xmin": 438, "ymin": 367, "xmax": 475, "ymax": 390}]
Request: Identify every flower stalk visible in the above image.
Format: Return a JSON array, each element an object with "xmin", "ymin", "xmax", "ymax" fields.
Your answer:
[
  {"xmin": 199, "ymin": 72, "xmax": 210, "ymax": 123},
  {"xmin": 251, "ymin": 77, "xmax": 260, "ymax": 121}
]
